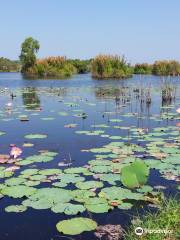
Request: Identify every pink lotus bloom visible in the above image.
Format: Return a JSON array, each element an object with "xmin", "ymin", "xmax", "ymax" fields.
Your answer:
[
  {"xmin": 176, "ymin": 108, "xmax": 180, "ymax": 113},
  {"xmin": 10, "ymin": 147, "xmax": 22, "ymax": 159},
  {"xmin": 6, "ymin": 102, "xmax": 12, "ymax": 107}
]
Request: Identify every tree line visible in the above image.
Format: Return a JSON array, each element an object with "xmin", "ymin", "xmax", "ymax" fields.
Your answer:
[
  {"xmin": 0, "ymin": 57, "xmax": 20, "ymax": 72},
  {"xmin": 1, "ymin": 37, "xmax": 180, "ymax": 78}
]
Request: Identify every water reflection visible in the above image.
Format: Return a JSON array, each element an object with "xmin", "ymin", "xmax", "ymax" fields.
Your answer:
[{"xmin": 22, "ymin": 87, "xmax": 41, "ymax": 110}]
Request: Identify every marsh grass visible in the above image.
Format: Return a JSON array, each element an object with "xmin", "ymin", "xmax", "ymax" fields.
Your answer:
[
  {"xmin": 27, "ymin": 56, "xmax": 76, "ymax": 78},
  {"xmin": 161, "ymin": 81, "xmax": 176, "ymax": 105},
  {"xmin": 153, "ymin": 61, "xmax": 180, "ymax": 76},
  {"xmin": 125, "ymin": 197, "xmax": 180, "ymax": 240},
  {"xmin": 91, "ymin": 55, "xmax": 133, "ymax": 79}
]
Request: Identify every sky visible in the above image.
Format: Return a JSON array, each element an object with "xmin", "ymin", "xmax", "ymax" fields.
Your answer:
[{"xmin": 0, "ymin": 0, "xmax": 180, "ymax": 63}]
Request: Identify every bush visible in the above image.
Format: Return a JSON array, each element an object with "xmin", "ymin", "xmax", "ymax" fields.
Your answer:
[
  {"xmin": 134, "ymin": 63, "xmax": 152, "ymax": 74},
  {"xmin": 91, "ymin": 55, "xmax": 133, "ymax": 79},
  {"xmin": 68, "ymin": 59, "xmax": 91, "ymax": 74},
  {"xmin": 25, "ymin": 56, "xmax": 76, "ymax": 78},
  {"xmin": 0, "ymin": 57, "xmax": 20, "ymax": 72},
  {"xmin": 152, "ymin": 60, "xmax": 180, "ymax": 76}
]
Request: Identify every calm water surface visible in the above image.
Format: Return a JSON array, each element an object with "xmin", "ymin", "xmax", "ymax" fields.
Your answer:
[{"xmin": 0, "ymin": 73, "xmax": 179, "ymax": 240}]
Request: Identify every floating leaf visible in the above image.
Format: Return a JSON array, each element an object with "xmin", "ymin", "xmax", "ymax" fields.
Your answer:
[
  {"xmin": 75, "ymin": 181, "xmax": 103, "ymax": 190},
  {"xmin": 56, "ymin": 217, "xmax": 97, "ymax": 235},
  {"xmin": 52, "ymin": 203, "xmax": 85, "ymax": 215},
  {"xmin": 2, "ymin": 186, "xmax": 37, "ymax": 198},
  {"xmin": 5, "ymin": 205, "xmax": 27, "ymax": 213},
  {"xmin": 24, "ymin": 134, "xmax": 47, "ymax": 139},
  {"xmin": 121, "ymin": 160, "xmax": 149, "ymax": 189},
  {"xmin": 85, "ymin": 197, "xmax": 113, "ymax": 213}
]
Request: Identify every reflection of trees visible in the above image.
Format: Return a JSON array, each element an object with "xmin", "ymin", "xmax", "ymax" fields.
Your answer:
[
  {"xmin": 22, "ymin": 87, "xmax": 41, "ymax": 110},
  {"xmin": 95, "ymin": 87, "xmax": 131, "ymax": 105},
  {"xmin": 94, "ymin": 86, "xmax": 153, "ymax": 116}
]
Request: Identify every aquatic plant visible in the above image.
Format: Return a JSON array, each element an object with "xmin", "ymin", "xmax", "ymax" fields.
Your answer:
[
  {"xmin": 152, "ymin": 60, "xmax": 180, "ymax": 76},
  {"xmin": 68, "ymin": 59, "xmax": 91, "ymax": 73},
  {"xmin": 56, "ymin": 217, "xmax": 97, "ymax": 235},
  {"xmin": 161, "ymin": 81, "xmax": 176, "ymax": 105},
  {"xmin": 121, "ymin": 160, "xmax": 150, "ymax": 189},
  {"xmin": 134, "ymin": 63, "xmax": 152, "ymax": 74},
  {"xmin": 91, "ymin": 54, "xmax": 133, "ymax": 79},
  {"xmin": 32, "ymin": 56, "xmax": 76, "ymax": 78}
]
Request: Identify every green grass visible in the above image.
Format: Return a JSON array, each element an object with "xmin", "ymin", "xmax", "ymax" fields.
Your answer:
[{"xmin": 125, "ymin": 197, "xmax": 180, "ymax": 240}]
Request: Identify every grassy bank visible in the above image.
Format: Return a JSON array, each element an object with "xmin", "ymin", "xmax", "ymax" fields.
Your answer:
[
  {"xmin": 125, "ymin": 197, "xmax": 180, "ymax": 240},
  {"xmin": 91, "ymin": 55, "xmax": 133, "ymax": 79}
]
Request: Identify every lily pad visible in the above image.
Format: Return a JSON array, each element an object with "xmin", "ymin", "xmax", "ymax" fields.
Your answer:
[
  {"xmin": 52, "ymin": 203, "xmax": 85, "ymax": 215},
  {"xmin": 75, "ymin": 181, "xmax": 103, "ymax": 190},
  {"xmin": 56, "ymin": 217, "xmax": 97, "ymax": 235},
  {"xmin": 121, "ymin": 160, "xmax": 150, "ymax": 189},
  {"xmin": 24, "ymin": 134, "xmax": 47, "ymax": 139},
  {"xmin": 2, "ymin": 186, "xmax": 37, "ymax": 198},
  {"xmin": 5, "ymin": 205, "xmax": 27, "ymax": 213}
]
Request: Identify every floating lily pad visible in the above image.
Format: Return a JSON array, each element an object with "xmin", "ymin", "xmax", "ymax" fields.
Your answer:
[
  {"xmin": 5, "ymin": 205, "xmax": 27, "ymax": 213},
  {"xmin": 85, "ymin": 197, "xmax": 113, "ymax": 213},
  {"xmin": 2, "ymin": 186, "xmax": 37, "ymax": 198},
  {"xmin": 121, "ymin": 160, "xmax": 149, "ymax": 189},
  {"xmin": 76, "ymin": 181, "xmax": 103, "ymax": 190},
  {"xmin": 56, "ymin": 217, "xmax": 97, "ymax": 235},
  {"xmin": 52, "ymin": 203, "xmax": 85, "ymax": 215},
  {"xmin": 24, "ymin": 134, "xmax": 47, "ymax": 139}
]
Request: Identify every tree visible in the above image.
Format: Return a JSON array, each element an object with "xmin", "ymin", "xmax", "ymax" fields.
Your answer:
[{"xmin": 19, "ymin": 37, "xmax": 40, "ymax": 72}]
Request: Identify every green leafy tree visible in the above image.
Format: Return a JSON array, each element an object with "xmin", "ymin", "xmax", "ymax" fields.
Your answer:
[{"xmin": 19, "ymin": 37, "xmax": 40, "ymax": 72}]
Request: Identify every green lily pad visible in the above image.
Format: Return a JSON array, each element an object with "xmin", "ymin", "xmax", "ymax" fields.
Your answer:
[
  {"xmin": 75, "ymin": 181, "xmax": 103, "ymax": 190},
  {"xmin": 5, "ymin": 205, "xmax": 27, "ymax": 213},
  {"xmin": 118, "ymin": 202, "xmax": 133, "ymax": 210},
  {"xmin": 121, "ymin": 160, "xmax": 150, "ymax": 189},
  {"xmin": 2, "ymin": 186, "xmax": 37, "ymax": 198},
  {"xmin": 56, "ymin": 217, "xmax": 97, "ymax": 235},
  {"xmin": 24, "ymin": 134, "xmax": 47, "ymax": 139},
  {"xmin": 38, "ymin": 169, "xmax": 62, "ymax": 175},
  {"xmin": 85, "ymin": 197, "xmax": 113, "ymax": 213},
  {"xmin": 5, "ymin": 177, "xmax": 26, "ymax": 186},
  {"xmin": 52, "ymin": 203, "xmax": 85, "ymax": 215},
  {"xmin": 22, "ymin": 198, "xmax": 53, "ymax": 210}
]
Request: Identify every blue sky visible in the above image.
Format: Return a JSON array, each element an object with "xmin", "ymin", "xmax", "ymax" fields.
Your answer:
[{"xmin": 0, "ymin": 0, "xmax": 179, "ymax": 63}]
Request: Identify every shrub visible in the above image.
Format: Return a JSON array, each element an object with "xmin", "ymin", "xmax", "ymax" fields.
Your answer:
[
  {"xmin": 134, "ymin": 63, "xmax": 152, "ymax": 74},
  {"xmin": 0, "ymin": 57, "xmax": 20, "ymax": 72},
  {"xmin": 91, "ymin": 55, "xmax": 133, "ymax": 79},
  {"xmin": 152, "ymin": 60, "xmax": 180, "ymax": 76},
  {"xmin": 68, "ymin": 59, "xmax": 91, "ymax": 74},
  {"xmin": 25, "ymin": 56, "xmax": 76, "ymax": 78}
]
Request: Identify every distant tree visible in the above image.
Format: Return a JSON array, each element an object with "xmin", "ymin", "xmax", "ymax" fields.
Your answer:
[
  {"xmin": 19, "ymin": 37, "xmax": 40, "ymax": 72},
  {"xmin": 0, "ymin": 57, "xmax": 20, "ymax": 72}
]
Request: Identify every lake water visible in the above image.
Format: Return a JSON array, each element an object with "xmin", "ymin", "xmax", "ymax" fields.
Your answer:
[{"xmin": 0, "ymin": 73, "xmax": 179, "ymax": 240}]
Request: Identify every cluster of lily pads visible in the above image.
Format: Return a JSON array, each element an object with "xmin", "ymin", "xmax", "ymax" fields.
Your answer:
[{"xmin": 0, "ymin": 86, "xmax": 180, "ymax": 237}]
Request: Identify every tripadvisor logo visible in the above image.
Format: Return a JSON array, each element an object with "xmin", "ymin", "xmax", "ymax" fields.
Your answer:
[
  {"xmin": 135, "ymin": 227, "xmax": 144, "ymax": 236},
  {"xmin": 135, "ymin": 227, "xmax": 173, "ymax": 236}
]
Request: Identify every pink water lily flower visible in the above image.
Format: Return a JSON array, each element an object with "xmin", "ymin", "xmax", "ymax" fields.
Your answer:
[
  {"xmin": 6, "ymin": 102, "xmax": 13, "ymax": 107},
  {"xmin": 10, "ymin": 147, "xmax": 22, "ymax": 159},
  {"xmin": 176, "ymin": 108, "xmax": 180, "ymax": 113}
]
